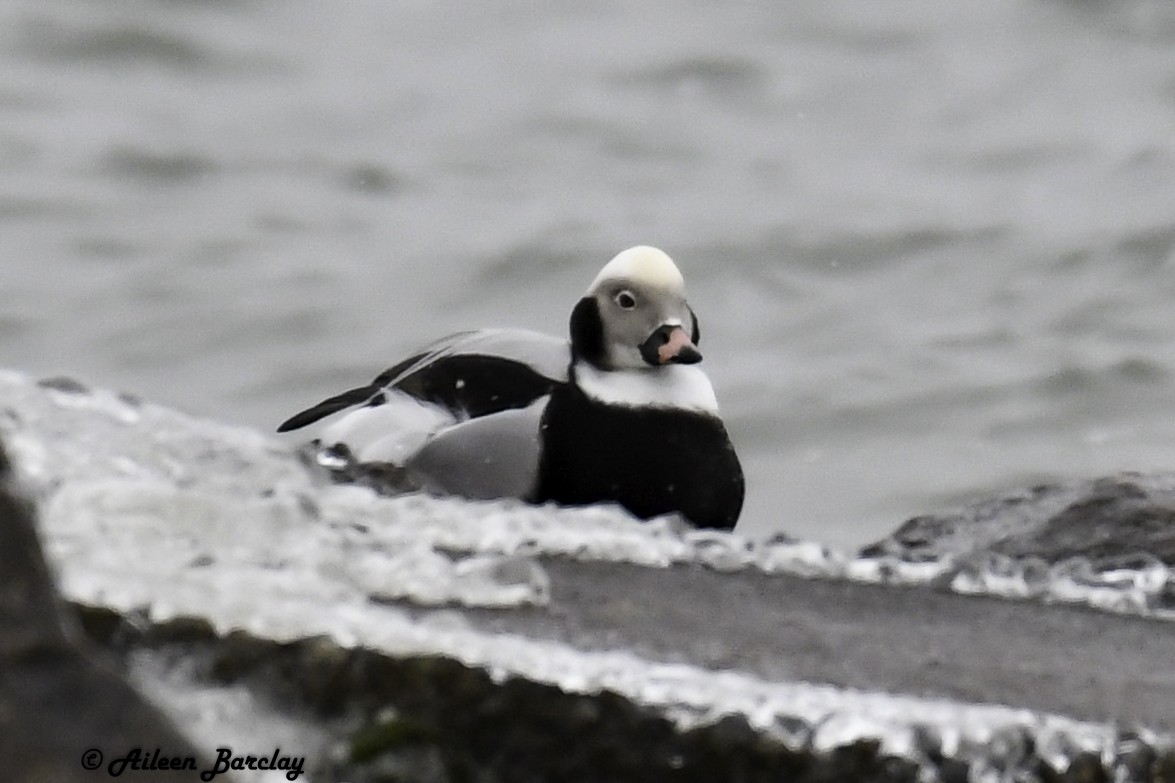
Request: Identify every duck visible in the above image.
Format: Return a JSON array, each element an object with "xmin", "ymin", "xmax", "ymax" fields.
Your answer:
[{"xmin": 278, "ymin": 245, "xmax": 744, "ymax": 530}]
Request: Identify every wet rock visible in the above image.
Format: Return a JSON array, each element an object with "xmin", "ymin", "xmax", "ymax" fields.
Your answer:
[
  {"xmin": 1113, "ymin": 730, "xmax": 1158, "ymax": 783},
  {"xmin": 36, "ymin": 375, "xmax": 90, "ymax": 395},
  {"xmin": 1153, "ymin": 749, "xmax": 1175, "ymax": 783},
  {"xmin": 1, "ymin": 368, "xmax": 1172, "ymax": 781},
  {"xmin": 990, "ymin": 479, "xmax": 1175, "ymax": 564},
  {"xmin": 865, "ymin": 473, "xmax": 1175, "ymax": 565},
  {"xmin": 0, "ymin": 440, "xmax": 227, "ymax": 783},
  {"xmin": 99, "ymin": 618, "xmax": 927, "ymax": 783},
  {"xmin": 1061, "ymin": 752, "xmax": 1109, "ymax": 783}
]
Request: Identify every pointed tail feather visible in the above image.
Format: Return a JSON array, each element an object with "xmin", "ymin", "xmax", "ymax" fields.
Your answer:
[{"xmin": 277, "ymin": 385, "xmax": 382, "ymax": 432}]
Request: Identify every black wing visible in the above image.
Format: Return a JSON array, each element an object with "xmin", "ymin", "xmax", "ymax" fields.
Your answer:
[
  {"xmin": 276, "ymin": 351, "xmax": 425, "ymax": 433},
  {"xmin": 277, "ymin": 329, "xmax": 569, "ymax": 433}
]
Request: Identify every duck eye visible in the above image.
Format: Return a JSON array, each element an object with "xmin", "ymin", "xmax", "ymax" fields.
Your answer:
[{"xmin": 614, "ymin": 290, "xmax": 637, "ymax": 310}]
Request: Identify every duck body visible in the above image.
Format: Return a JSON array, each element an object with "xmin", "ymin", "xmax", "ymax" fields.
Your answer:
[
  {"xmin": 279, "ymin": 246, "xmax": 745, "ymax": 531},
  {"xmin": 536, "ymin": 370, "xmax": 743, "ymax": 529}
]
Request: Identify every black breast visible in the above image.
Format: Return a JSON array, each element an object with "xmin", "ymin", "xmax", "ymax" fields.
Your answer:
[{"xmin": 535, "ymin": 385, "xmax": 745, "ymax": 530}]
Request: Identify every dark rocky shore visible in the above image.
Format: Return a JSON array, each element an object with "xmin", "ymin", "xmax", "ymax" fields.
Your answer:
[
  {"xmin": 866, "ymin": 473, "xmax": 1175, "ymax": 566},
  {"xmin": 2, "ymin": 369, "xmax": 1174, "ymax": 782},
  {"xmin": 0, "ymin": 442, "xmax": 233, "ymax": 783}
]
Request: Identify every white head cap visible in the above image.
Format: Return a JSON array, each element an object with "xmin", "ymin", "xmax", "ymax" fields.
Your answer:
[{"xmin": 588, "ymin": 245, "xmax": 685, "ymax": 295}]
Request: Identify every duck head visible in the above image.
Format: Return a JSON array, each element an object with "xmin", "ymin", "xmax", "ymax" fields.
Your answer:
[{"xmin": 570, "ymin": 246, "xmax": 702, "ymax": 371}]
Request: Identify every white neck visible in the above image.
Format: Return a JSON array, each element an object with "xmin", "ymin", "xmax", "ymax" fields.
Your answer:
[{"xmin": 573, "ymin": 361, "xmax": 720, "ymax": 415}]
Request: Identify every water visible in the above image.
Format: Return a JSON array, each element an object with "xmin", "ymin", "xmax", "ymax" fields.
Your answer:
[{"xmin": 5, "ymin": 0, "xmax": 1175, "ymax": 548}]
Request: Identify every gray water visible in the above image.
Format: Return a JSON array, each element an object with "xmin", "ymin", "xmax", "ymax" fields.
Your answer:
[{"xmin": 6, "ymin": 0, "xmax": 1175, "ymax": 548}]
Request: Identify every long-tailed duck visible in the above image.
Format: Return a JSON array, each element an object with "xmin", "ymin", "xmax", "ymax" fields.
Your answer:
[{"xmin": 278, "ymin": 246, "xmax": 744, "ymax": 530}]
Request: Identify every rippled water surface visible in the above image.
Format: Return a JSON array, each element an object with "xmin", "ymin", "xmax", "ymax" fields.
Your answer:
[{"xmin": 6, "ymin": 0, "xmax": 1175, "ymax": 546}]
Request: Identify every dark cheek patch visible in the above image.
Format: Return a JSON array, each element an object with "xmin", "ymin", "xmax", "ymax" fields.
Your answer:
[{"xmin": 569, "ymin": 296, "xmax": 606, "ymax": 366}]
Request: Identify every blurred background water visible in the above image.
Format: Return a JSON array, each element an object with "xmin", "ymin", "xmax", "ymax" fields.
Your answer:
[{"xmin": 5, "ymin": 0, "xmax": 1175, "ymax": 548}]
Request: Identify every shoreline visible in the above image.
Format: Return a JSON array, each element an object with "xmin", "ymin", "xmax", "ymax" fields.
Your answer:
[{"xmin": 2, "ymin": 368, "xmax": 1173, "ymax": 780}]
